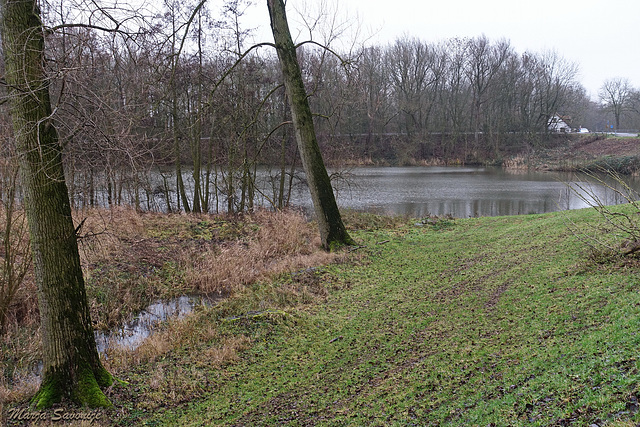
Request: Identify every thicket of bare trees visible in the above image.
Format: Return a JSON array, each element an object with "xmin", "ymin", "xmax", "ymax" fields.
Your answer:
[
  {"xmin": 313, "ymin": 36, "xmax": 589, "ymax": 164},
  {"xmin": 1, "ymin": 1, "xmax": 638, "ymax": 216}
]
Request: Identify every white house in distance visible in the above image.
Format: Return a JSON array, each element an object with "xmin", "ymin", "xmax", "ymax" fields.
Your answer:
[{"xmin": 548, "ymin": 114, "xmax": 572, "ymax": 133}]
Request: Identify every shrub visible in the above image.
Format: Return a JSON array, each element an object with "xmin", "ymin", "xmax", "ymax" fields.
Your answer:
[{"xmin": 565, "ymin": 167, "xmax": 640, "ymax": 258}]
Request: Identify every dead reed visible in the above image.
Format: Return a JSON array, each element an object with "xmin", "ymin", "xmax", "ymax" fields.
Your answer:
[
  {"xmin": 184, "ymin": 209, "xmax": 337, "ymax": 294},
  {"xmin": 502, "ymin": 154, "xmax": 529, "ymax": 171}
]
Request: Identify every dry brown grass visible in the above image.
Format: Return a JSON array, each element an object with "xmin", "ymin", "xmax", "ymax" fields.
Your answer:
[
  {"xmin": 71, "ymin": 207, "xmax": 336, "ymax": 329},
  {"xmin": 104, "ymin": 322, "xmax": 252, "ymax": 411},
  {"xmin": 2, "ymin": 206, "xmax": 341, "ymax": 408},
  {"xmin": 102, "ymin": 306, "xmax": 220, "ymax": 373},
  {"xmin": 0, "ymin": 369, "xmax": 40, "ymax": 405},
  {"xmin": 128, "ymin": 332, "xmax": 251, "ymax": 410},
  {"xmin": 0, "ymin": 319, "xmax": 42, "ymax": 405},
  {"xmin": 184, "ymin": 209, "xmax": 337, "ymax": 294},
  {"xmin": 76, "ymin": 209, "xmax": 336, "ymax": 304},
  {"xmin": 503, "ymin": 154, "xmax": 529, "ymax": 171},
  {"xmin": 99, "ymin": 308, "xmax": 252, "ymax": 416},
  {"xmin": 0, "ymin": 206, "xmax": 348, "ymax": 346},
  {"xmin": 205, "ymin": 335, "xmax": 251, "ymax": 367},
  {"xmin": 76, "ymin": 207, "xmax": 335, "ymax": 297}
]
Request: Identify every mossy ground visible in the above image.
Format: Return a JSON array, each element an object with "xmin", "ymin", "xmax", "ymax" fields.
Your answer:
[
  {"xmin": 4, "ymin": 207, "xmax": 640, "ymax": 426},
  {"xmin": 101, "ymin": 207, "xmax": 640, "ymax": 426}
]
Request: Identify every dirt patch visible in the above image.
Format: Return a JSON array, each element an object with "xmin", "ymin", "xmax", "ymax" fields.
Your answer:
[
  {"xmin": 484, "ymin": 282, "xmax": 510, "ymax": 310},
  {"xmin": 527, "ymin": 136, "xmax": 640, "ymax": 173},
  {"xmin": 576, "ymin": 137, "xmax": 640, "ymax": 157}
]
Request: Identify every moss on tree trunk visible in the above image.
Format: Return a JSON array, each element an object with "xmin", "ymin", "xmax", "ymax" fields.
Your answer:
[{"xmin": 1, "ymin": 0, "xmax": 113, "ymax": 408}]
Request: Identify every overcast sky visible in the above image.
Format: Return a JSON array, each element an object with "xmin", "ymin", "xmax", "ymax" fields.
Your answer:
[{"xmin": 243, "ymin": 0, "xmax": 639, "ymax": 101}]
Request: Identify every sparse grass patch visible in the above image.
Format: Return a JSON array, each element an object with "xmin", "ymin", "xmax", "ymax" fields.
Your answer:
[{"xmin": 340, "ymin": 209, "xmax": 410, "ymax": 231}]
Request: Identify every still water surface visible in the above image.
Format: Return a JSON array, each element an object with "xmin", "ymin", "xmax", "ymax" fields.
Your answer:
[
  {"xmin": 289, "ymin": 166, "xmax": 640, "ymax": 218},
  {"xmin": 94, "ymin": 296, "xmax": 213, "ymax": 355},
  {"xmin": 75, "ymin": 166, "xmax": 640, "ymax": 218}
]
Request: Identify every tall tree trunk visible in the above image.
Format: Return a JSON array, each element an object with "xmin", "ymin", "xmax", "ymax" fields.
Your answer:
[
  {"xmin": 0, "ymin": 0, "xmax": 112, "ymax": 408},
  {"xmin": 191, "ymin": 9, "xmax": 204, "ymax": 214},
  {"xmin": 169, "ymin": 13, "xmax": 190, "ymax": 214},
  {"xmin": 266, "ymin": 0, "xmax": 353, "ymax": 250}
]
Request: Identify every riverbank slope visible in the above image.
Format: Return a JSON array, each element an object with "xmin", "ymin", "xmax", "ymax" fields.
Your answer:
[
  {"xmin": 3, "ymin": 207, "xmax": 640, "ymax": 425},
  {"xmin": 527, "ymin": 135, "xmax": 640, "ymax": 174},
  {"xmin": 105, "ymin": 207, "xmax": 640, "ymax": 426},
  {"xmin": 330, "ymin": 134, "xmax": 640, "ymax": 174}
]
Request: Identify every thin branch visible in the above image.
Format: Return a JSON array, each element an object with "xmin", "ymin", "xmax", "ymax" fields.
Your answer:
[{"xmin": 294, "ymin": 39, "xmax": 351, "ymax": 67}]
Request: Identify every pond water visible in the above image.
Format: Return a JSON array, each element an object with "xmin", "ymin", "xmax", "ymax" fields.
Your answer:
[
  {"xmin": 288, "ymin": 166, "xmax": 640, "ymax": 218},
  {"xmin": 95, "ymin": 295, "xmax": 215, "ymax": 355},
  {"xmin": 75, "ymin": 165, "xmax": 640, "ymax": 219}
]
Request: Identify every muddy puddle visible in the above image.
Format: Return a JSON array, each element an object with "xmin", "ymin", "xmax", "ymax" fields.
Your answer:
[{"xmin": 95, "ymin": 295, "xmax": 218, "ymax": 355}]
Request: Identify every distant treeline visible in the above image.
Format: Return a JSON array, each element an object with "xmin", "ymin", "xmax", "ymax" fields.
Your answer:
[{"xmin": 0, "ymin": 2, "xmax": 635, "ymax": 213}]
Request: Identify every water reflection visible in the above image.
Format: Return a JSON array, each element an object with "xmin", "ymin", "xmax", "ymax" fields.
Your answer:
[
  {"xmin": 287, "ymin": 166, "xmax": 640, "ymax": 218},
  {"xmin": 95, "ymin": 295, "xmax": 215, "ymax": 355},
  {"xmin": 71, "ymin": 165, "xmax": 640, "ymax": 218},
  {"xmin": 31, "ymin": 296, "xmax": 217, "ymax": 376}
]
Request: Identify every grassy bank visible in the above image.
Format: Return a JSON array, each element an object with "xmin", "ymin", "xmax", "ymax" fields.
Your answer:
[
  {"xmin": 4, "ymin": 207, "xmax": 640, "ymax": 426},
  {"xmin": 111, "ymin": 207, "xmax": 640, "ymax": 426}
]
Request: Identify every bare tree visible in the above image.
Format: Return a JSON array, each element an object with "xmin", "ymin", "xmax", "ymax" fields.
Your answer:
[
  {"xmin": 267, "ymin": 0, "xmax": 353, "ymax": 250},
  {"xmin": 599, "ymin": 77, "xmax": 633, "ymax": 131}
]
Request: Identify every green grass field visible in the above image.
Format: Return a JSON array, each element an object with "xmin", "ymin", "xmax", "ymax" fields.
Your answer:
[{"xmin": 115, "ymin": 207, "xmax": 640, "ymax": 426}]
